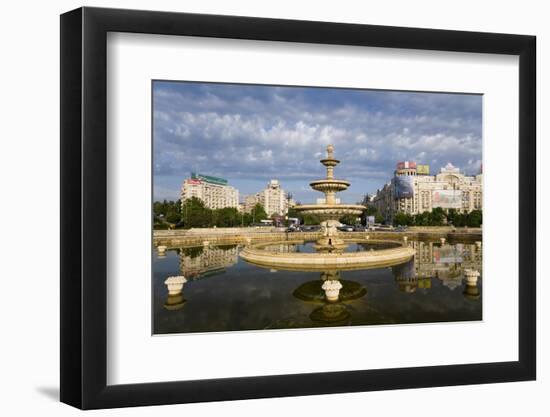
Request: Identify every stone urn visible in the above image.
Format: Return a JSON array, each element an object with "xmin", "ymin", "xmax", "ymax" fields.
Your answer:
[
  {"xmin": 322, "ymin": 280, "xmax": 343, "ymax": 302},
  {"xmin": 463, "ymin": 269, "xmax": 480, "ymax": 286},
  {"xmin": 164, "ymin": 275, "xmax": 187, "ymax": 295},
  {"xmin": 157, "ymin": 245, "xmax": 167, "ymax": 254}
]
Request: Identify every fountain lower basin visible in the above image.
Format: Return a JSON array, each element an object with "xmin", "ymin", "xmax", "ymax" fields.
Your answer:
[{"xmin": 239, "ymin": 239, "xmax": 415, "ymax": 271}]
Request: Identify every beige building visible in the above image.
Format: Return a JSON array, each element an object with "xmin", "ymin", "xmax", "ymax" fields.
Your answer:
[
  {"xmin": 243, "ymin": 195, "xmax": 258, "ymax": 213},
  {"xmin": 244, "ymin": 179, "xmax": 289, "ymax": 216},
  {"xmin": 372, "ymin": 162, "xmax": 482, "ymax": 223},
  {"xmin": 179, "ymin": 246, "xmax": 238, "ymax": 279},
  {"xmin": 393, "ymin": 240, "xmax": 482, "ymax": 293},
  {"xmin": 181, "ymin": 173, "xmax": 239, "ymax": 210}
]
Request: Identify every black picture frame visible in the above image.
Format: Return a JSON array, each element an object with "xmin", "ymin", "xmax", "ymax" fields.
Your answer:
[{"xmin": 60, "ymin": 6, "xmax": 536, "ymax": 410}]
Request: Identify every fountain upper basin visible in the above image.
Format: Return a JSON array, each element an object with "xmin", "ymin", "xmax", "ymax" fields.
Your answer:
[
  {"xmin": 309, "ymin": 179, "xmax": 350, "ymax": 193},
  {"xmin": 294, "ymin": 204, "xmax": 366, "ymax": 220}
]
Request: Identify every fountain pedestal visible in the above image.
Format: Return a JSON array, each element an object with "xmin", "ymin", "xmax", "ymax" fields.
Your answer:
[
  {"xmin": 294, "ymin": 144, "xmax": 365, "ymax": 250},
  {"xmin": 314, "ymin": 220, "xmax": 347, "ymax": 250}
]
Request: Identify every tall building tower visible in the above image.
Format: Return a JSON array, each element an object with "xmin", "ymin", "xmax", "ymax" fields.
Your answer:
[
  {"xmin": 181, "ymin": 173, "xmax": 239, "ymax": 210},
  {"xmin": 257, "ymin": 180, "xmax": 288, "ymax": 216}
]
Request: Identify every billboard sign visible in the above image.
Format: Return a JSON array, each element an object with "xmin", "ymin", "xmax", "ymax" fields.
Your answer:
[
  {"xmin": 432, "ymin": 190, "xmax": 462, "ymax": 208},
  {"xmin": 396, "ymin": 161, "xmax": 417, "ymax": 170},
  {"xmin": 191, "ymin": 172, "xmax": 228, "ymax": 185},
  {"xmin": 394, "ymin": 176, "xmax": 414, "ymax": 199},
  {"xmin": 433, "ymin": 246, "xmax": 464, "ymax": 264},
  {"xmin": 417, "ymin": 164, "xmax": 430, "ymax": 175}
]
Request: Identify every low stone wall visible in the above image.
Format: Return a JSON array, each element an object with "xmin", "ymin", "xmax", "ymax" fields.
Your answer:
[
  {"xmin": 154, "ymin": 229, "xmax": 322, "ymax": 248},
  {"xmin": 407, "ymin": 226, "xmax": 482, "ymax": 233},
  {"xmin": 153, "ymin": 226, "xmax": 482, "ymax": 248},
  {"xmin": 185, "ymin": 226, "xmax": 287, "ymax": 235}
]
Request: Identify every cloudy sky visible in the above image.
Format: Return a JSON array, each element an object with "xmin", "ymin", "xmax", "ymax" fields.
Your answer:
[{"xmin": 153, "ymin": 81, "xmax": 482, "ymax": 203}]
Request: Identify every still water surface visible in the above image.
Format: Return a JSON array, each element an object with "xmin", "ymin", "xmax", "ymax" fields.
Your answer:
[{"xmin": 153, "ymin": 240, "xmax": 482, "ymax": 334}]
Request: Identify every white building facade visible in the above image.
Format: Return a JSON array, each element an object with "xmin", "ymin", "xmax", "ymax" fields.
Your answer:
[
  {"xmin": 372, "ymin": 162, "xmax": 482, "ymax": 223},
  {"xmin": 244, "ymin": 179, "xmax": 289, "ymax": 216},
  {"xmin": 181, "ymin": 173, "xmax": 239, "ymax": 210}
]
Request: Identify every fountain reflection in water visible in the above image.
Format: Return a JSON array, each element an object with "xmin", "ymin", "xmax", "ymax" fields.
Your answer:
[
  {"xmin": 156, "ymin": 240, "xmax": 482, "ymax": 332},
  {"xmin": 292, "ymin": 269, "xmax": 368, "ymax": 324}
]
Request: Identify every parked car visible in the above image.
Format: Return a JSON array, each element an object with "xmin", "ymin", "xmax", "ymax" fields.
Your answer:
[
  {"xmin": 302, "ymin": 225, "xmax": 321, "ymax": 232},
  {"xmin": 338, "ymin": 225, "xmax": 354, "ymax": 232},
  {"xmin": 353, "ymin": 225, "xmax": 366, "ymax": 231},
  {"xmin": 372, "ymin": 224, "xmax": 394, "ymax": 231}
]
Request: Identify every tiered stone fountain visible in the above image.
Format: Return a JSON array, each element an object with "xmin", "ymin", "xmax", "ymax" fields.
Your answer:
[
  {"xmin": 239, "ymin": 144, "xmax": 416, "ymax": 271},
  {"xmin": 294, "ymin": 144, "xmax": 366, "ymax": 250}
]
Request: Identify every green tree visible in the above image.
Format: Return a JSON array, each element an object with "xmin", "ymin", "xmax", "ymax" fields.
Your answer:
[
  {"xmin": 340, "ymin": 214, "xmax": 360, "ymax": 225},
  {"xmin": 360, "ymin": 204, "xmax": 382, "ymax": 225},
  {"xmin": 446, "ymin": 208, "xmax": 466, "ymax": 227},
  {"xmin": 467, "ymin": 210, "xmax": 482, "ymax": 227},
  {"xmin": 302, "ymin": 213, "xmax": 320, "ymax": 225},
  {"xmin": 181, "ymin": 246, "xmax": 204, "ymax": 258},
  {"xmin": 153, "ymin": 199, "xmax": 168, "ymax": 217},
  {"xmin": 413, "ymin": 211, "xmax": 431, "ymax": 226},
  {"xmin": 287, "ymin": 207, "xmax": 300, "ymax": 219},
  {"xmin": 217, "ymin": 244, "xmax": 238, "ymax": 251},
  {"xmin": 285, "ymin": 207, "xmax": 320, "ymax": 225},
  {"xmin": 446, "ymin": 208, "xmax": 457, "ymax": 224},
  {"xmin": 153, "ymin": 221, "xmax": 169, "ymax": 230},
  {"xmin": 429, "ymin": 207, "xmax": 446, "ymax": 226},
  {"xmin": 153, "ymin": 199, "xmax": 182, "ymax": 226},
  {"xmin": 365, "ymin": 205, "xmax": 378, "ymax": 216},
  {"xmin": 181, "ymin": 197, "xmax": 213, "ymax": 228},
  {"xmin": 242, "ymin": 212, "xmax": 253, "ymax": 226},
  {"xmin": 216, "ymin": 207, "xmax": 240, "ymax": 227},
  {"xmin": 394, "ymin": 212, "xmax": 414, "ymax": 226},
  {"xmin": 250, "ymin": 203, "xmax": 268, "ymax": 224},
  {"xmin": 165, "ymin": 211, "xmax": 181, "ymax": 224},
  {"xmin": 285, "ymin": 207, "xmax": 300, "ymax": 225}
]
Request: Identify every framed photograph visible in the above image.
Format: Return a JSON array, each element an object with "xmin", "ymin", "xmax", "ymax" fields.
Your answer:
[{"xmin": 60, "ymin": 6, "xmax": 536, "ymax": 409}]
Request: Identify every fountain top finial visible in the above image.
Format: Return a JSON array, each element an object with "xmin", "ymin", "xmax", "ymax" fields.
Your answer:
[{"xmin": 326, "ymin": 144, "xmax": 334, "ymax": 158}]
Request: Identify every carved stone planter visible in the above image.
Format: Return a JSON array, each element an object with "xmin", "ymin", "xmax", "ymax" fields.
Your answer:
[
  {"xmin": 322, "ymin": 280, "xmax": 343, "ymax": 302},
  {"xmin": 164, "ymin": 275, "xmax": 187, "ymax": 295}
]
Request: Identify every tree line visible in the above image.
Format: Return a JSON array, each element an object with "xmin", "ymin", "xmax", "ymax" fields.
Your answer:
[
  {"xmin": 393, "ymin": 208, "xmax": 482, "ymax": 227},
  {"xmin": 153, "ymin": 197, "xmax": 481, "ymax": 229},
  {"xmin": 153, "ymin": 197, "xmax": 268, "ymax": 229}
]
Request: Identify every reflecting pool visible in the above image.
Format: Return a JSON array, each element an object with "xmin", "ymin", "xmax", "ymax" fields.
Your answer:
[{"xmin": 153, "ymin": 240, "xmax": 482, "ymax": 334}]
